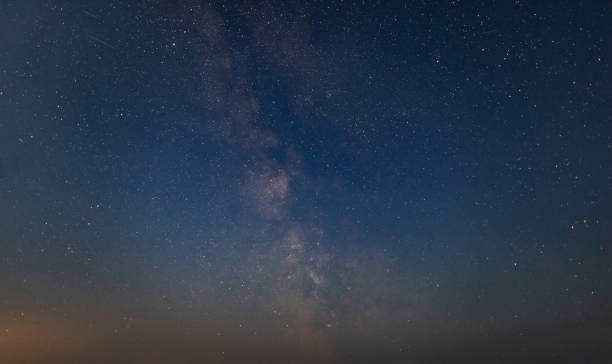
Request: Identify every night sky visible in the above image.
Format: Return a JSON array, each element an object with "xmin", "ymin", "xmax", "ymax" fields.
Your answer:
[{"xmin": 1, "ymin": 1, "xmax": 611, "ymax": 363}]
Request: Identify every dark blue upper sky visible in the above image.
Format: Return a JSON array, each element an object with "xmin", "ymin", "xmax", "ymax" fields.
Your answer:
[{"xmin": 1, "ymin": 1, "xmax": 611, "ymax": 363}]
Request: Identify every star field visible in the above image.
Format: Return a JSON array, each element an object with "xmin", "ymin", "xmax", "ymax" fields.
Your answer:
[{"xmin": 0, "ymin": 1, "xmax": 611, "ymax": 363}]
